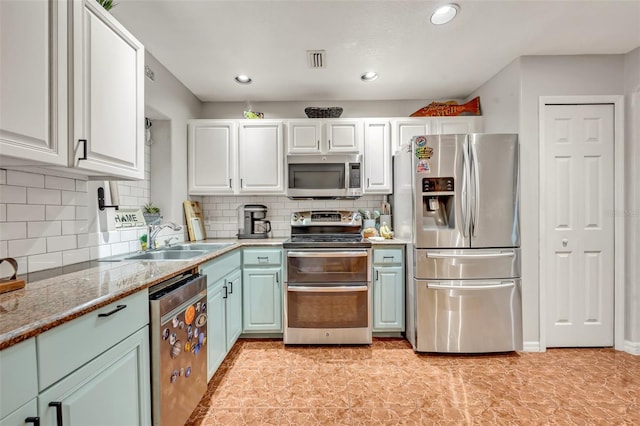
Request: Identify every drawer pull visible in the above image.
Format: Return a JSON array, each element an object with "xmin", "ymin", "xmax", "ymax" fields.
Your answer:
[
  {"xmin": 383, "ymin": 256, "xmax": 395, "ymax": 261},
  {"xmin": 25, "ymin": 417, "xmax": 40, "ymax": 426},
  {"xmin": 228, "ymin": 281, "xmax": 233, "ymax": 294},
  {"xmin": 78, "ymin": 139, "xmax": 87, "ymax": 161},
  {"xmin": 223, "ymin": 284, "xmax": 228, "ymax": 299},
  {"xmin": 98, "ymin": 304, "xmax": 127, "ymax": 317},
  {"xmin": 49, "ymin": 402, "xmax": 63, "ymax": 426},
  {"xmin": 257, "ymin": 256, "xmax": 268, "ymax": 263}
]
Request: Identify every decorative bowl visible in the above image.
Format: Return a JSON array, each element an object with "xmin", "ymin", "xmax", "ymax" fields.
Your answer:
[{"xmin": 304, "ymin": 107, "xmax": 343, "ymax": 118}]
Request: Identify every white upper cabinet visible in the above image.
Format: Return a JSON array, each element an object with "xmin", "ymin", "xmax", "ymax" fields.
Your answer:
[
  {"xmin": 325, "ymin": 119, "xmax": 361, "ymax": 153},
  {"xmin": 238, "ymin": 121, "xmax": 284, "ymax": 194},
  {"xmin": 434, "ymin": 116, "xmax": 483, "ymax": 135},
  {"xmin": 391, "ymin": 116, "xmax": 483, "ymax": 153},
  {"xmin": 286, "ymin": 119, "xmax": 362, "ymax": 154},
  {"xmin": 187, "ymin": 120, "xmax": 285, "ymax": 195},
  {"xmin": 0, "ymin": 0, "xmax": 68, "ymax": 165},
  {"xmin": 391, "ymin": 118, "xmax": 435, "ymax": 154},
  {"xmin": 0, "ymin": 0, "xmax": 145, "ymax": 180},
  {"xmin": 364, "ymin": 120, "xmax": 391, "ymax": 194},
  {"xmin": 188, "ymin": 121, "xmax": 236, "ymax": 195},
  {"xmin": 287, "ymin": 121, "xmax": 321, "ymax": 153},
  {"xmin": 70, "ymin": 0, "xmax": 145, "ymax": 180}
]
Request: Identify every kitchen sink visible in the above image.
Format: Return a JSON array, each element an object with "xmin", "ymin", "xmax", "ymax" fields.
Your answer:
[
  {"xmin": 164, "ymin": 243, "xmax": 234, "ymax": 251},
  {"xmin": 123, "ymin": 250, "xmax": 207, "ymax": 261}
]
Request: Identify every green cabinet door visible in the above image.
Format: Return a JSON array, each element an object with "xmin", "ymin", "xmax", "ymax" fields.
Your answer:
[
  {"xmin": 38, "ymin": 327, "xmax": 151, "ymax": 426},
  {"xmin": 225, "ymin": 269, "xmax": 243, "ymax": 350},
  {"xmin": 207, "ymin": 278, "xmax": 228, "ymax": 380},
  {"xmin": 373, "ymin": 265, "xmax": 405, "ymax": 331},
  {"xmin": 242, "ymin": 267, "xmax": 282, "ymax": 332}
]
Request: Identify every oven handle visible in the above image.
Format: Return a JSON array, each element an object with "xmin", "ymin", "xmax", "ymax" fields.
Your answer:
[
  {"xmin": 287, "ymin": 251, "xmax": 368, "ymax": 258},
  {"xmin": 287, "ymin": 285, "xmax": 368, "ymax": 293}
]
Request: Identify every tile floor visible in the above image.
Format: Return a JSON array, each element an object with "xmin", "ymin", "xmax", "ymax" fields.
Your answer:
[{"xmin": 186, "ymin": 338, "xmax": 640, "ymax": 425}]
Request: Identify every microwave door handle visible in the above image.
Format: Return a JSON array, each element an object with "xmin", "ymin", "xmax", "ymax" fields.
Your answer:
[{"xmin": 345, "ymin": 162, "xmax": 350, "ymax": 191}]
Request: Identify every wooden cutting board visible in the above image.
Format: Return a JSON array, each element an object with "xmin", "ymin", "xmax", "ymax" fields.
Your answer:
[{"xmin": 183, "ymin": 200, "xmax": 207, "ymax": 241}]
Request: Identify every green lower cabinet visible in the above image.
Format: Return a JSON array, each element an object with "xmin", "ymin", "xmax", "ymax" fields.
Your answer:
[
  {"xmin": 0, "ymin": 400, "xmax": 37, "ymax": 426},
  {"xmin": 37, "ymin": 327, "xmax": 151, "ymax": 426},
  {"xmin": 242, "ymin": 267, "xmax": 282, "ymax": 333},
  {"xmin": 225, "ymin": 269, "xmax": 243, "ymax": 349},
  {"xmin": 372, "ymin": 247, "xmax": 405, "ymax": 332},
  {"xmin": 207, "ymin": 279, "xmax": 228, "ymax": 380}
]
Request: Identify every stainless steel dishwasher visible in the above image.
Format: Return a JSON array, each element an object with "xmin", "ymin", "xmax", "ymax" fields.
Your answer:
[{"xmin": 149, "ymin": 273, "xmax": 207, "ymax": 426}]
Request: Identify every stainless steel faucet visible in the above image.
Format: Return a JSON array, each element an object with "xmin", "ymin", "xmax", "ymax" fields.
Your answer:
[{"xmin": 147, "ymin": 222, "xmax": 182, "ymax": 251}]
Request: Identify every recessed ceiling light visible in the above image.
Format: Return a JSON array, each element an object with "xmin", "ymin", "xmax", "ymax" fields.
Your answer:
[
  {"xmin": 430, "ymin": 3, "xmax": 459, "ymax": 25},
  {"xmin": 234, "ymin": 74, "xmax": 252, "ymax": 84},
  {"xmin": 361, "ymin": 71, "xmax": 378, "ymax": 82}
]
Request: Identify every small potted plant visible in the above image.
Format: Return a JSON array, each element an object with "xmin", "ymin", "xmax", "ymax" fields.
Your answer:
[{"xmin": 143, "ymin": 203, "xmax": 162, "ymax": 225}]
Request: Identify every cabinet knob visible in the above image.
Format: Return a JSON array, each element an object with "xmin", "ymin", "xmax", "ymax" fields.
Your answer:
[{"xmin": 562, "ymin": 238, "xmax": 568, "ymax": 247}]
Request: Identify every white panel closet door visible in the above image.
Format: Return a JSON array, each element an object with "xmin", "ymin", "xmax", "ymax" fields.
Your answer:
[{"xmin": 543, "ymin": 104, "xmax": 614, "ymax": 347}]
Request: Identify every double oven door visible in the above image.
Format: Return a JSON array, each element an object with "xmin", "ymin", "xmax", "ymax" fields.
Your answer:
[{"xmin": 284, "ymin": 248, "xmax": 372, "ymax": 344}]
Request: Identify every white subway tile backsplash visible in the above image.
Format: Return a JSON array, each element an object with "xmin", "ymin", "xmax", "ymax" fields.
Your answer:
[
  {"xmin": 75, "ymin": 179, "xmax": 88, "ymax": 192},
  {"xmin": 7, "ymin": 204, "xmax": 45, "ymax": 222},
  {"xmin": 47, "ymin": 235, "xmax": 77, "ymax": 252},
  {"xmin": 75, "ymin": 206, "xmax": 88, "ymax": 220},
  {"xmin": 28, "ymin": 221, "xmax": 61, "ymax": 238},
  {"xmin": 28, "ymin": 252, "xmax": 62, "ymax": 272},
  {"xmin": 45, "ymin": 205, "xmax": 75, "ymax": 221},
  {"xmin": 91, "ymin": 244, "xmax": 112, "ymax": 260},
  {"xmin": 45, "ymin": 176, "xmax": 76, "ymax": 191},
  {"xmin": 8, "ymin": 238, "xmax": 47, "ymax": 257},
  {"xmin": 62, "ymin": 248, "xmax": 91, "ymax": 266},
  {"xmin": 27, "ymin": 187, "xmax": 61, "ymax": 205},
  {"xmin": 1, "ymin": 185, "xmax": 27, "ymax": 203},
  {"xmin": 100, "ymin": 231, "xmax": 122, "ymax": 244},
  {"xmin": 61, "ymin": 190, "xmax": 88, "ymax": 206},
  {"xmin": 61, "ymin": 220, "xmax": 88, "ymax": 235},
  {"xmin": 0, "ymin": 222, "xmax": 26, "ymax": 240},
  {"xmin": 7, "ymin": 170, "xmax": 44, "ymax": 188},
  {"xmin": 0, "ymin": 165, "xmax": 155, "ymax": 272},
  {"xmin": 110, "ymin": 242, "xmax": 131, "ymax": 256}
]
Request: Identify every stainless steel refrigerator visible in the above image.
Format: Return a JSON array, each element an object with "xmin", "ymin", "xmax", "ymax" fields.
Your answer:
[{"xmin": 393, "ymin": 133, "xmax": 522, "ymax": 353}]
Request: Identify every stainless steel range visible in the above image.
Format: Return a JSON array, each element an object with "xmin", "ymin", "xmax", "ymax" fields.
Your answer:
[{"xmin": 283, "ymin": 211, "xmax": 372, "ymax": 345}]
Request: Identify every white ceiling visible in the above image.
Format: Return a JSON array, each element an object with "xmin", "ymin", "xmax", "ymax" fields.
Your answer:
[{"xmin": 112, "ymin": 0, "xmax": 640, "ymax": 103}]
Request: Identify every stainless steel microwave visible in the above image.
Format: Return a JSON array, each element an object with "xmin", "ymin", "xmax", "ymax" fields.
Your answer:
[{"xmin": 286, "ymin": 154, "xmax": 363, "ymax": 199}]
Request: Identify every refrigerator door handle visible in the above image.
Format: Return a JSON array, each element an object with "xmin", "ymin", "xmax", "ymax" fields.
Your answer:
[
  {"xmin": 428, "ymin": 251, "xmax": 515, "ymax": 259},
  {"xmin": 462, "ymin": 140, "xmax": 471, "ymax": 238},
  {"xmin": 470, "ymin": 141, "xmax": 480, "ymax": 237},
  {"xmin": 428, "ymin": 281, "xmax": 516, "ymax": 290}
]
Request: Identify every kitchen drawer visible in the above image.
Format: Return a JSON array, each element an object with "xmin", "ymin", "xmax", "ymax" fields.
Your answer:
[
  {"xmin": 243, "ymin": 249, "xmax": 281, "ymax": 266},
  {"xmin": 0, "ymin": 338, "xmax": 37, "ymax": 418},
  {"xmin": 372, "ymin": 248, "xmax": 403, "ymax": 265},
  {"xmin": 201, "ymin": 250, "xmax": 241, "ymax": 285},
  {"xmin": 37, "ymin": 290, "xmax": 148, "ymax": 391}
]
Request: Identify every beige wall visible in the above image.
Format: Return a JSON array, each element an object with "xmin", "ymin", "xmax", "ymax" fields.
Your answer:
[
  {"xmin": 471, "ymin": 54, "xmax": 635, "ymax": 350},
  {"xmin": 624, "ymin": 47, "xmax": 640, "ymax": 345}
]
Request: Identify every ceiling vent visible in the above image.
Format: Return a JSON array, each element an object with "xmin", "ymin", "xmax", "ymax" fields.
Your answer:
[{"xmin": 307, "ymin": 50, "xmax": 326, "ymax": 69}]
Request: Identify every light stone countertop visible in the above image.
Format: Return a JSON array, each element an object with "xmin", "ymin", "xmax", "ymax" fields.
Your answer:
[{"xmin": 0, "ymin": 238, "xmax": 286, "ymax": 350}]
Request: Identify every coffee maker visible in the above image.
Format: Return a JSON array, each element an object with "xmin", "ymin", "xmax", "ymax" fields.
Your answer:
[{"xmin": 237, "ymin": 204, "xmax": 271, "ymax": 239}]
